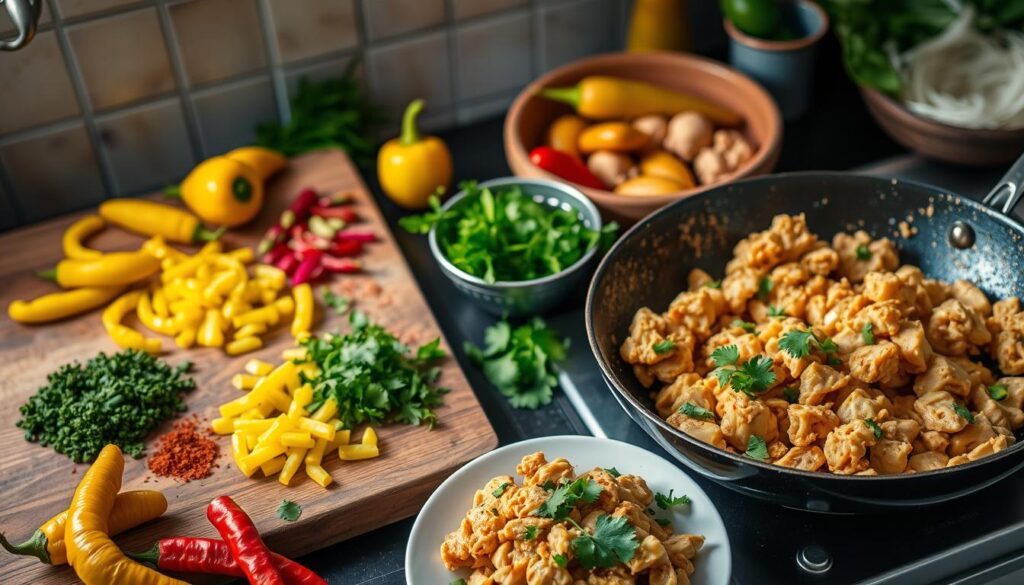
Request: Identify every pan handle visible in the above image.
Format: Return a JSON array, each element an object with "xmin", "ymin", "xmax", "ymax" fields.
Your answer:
[{"xmin": 982, "ymin": 151, "xmax": 1024, "ymax": 216}]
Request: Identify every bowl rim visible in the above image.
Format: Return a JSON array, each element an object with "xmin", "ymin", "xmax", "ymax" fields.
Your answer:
[
  {"xmin": 427, "ymin": 176, "xmax": 603, "ymax": 290},
  {"xmin": 503, "ymin": 50, "xmax": 784, "ymax": 206},
  {"xmin": 722, "ymin": 0, "xmax": 830, "ymax": 53},
  {"xmin": 860, "ymin": 86, "xmax": 1024, "ymax": 138},
  {"xmin": 584, "ymin": 170, "xmax": 1024, "ymax": 482}
]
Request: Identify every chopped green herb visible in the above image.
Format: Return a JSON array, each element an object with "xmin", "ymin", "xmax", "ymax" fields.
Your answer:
[
  {"xmin": 465, "ymin": 317, "xmax": 567, "ymax": 410},
  {"xmin": 321, "ymin": 287, "xmax": 350, "ymax": 314},
  {"xmin": 604, "ymin": 467, "xmax": 621, "ymax": 478},
  {"xmin": 767, "ymin": 305, "xmax": 787, "ymax": 318},
  {"xmin": 856, "ymin": 244, "xmax": 872, "ymax": 261},
  {"xmin": 713, "ymin": 355, "xmax": 777, "ymax": 398},
  {"xmin": 745, "ymin": 435, "xmax": 770, "ymax": 461},
  {"xmin": 571, "ymin": 514, "xmax": 639, "ymax": 570},
  {"xmin": 711, "ymin": 344, "xmax": 740, "ymax": 367},
  {"xmin": 533, "ymin": 478, "xmax": 602, "ymax": 520},
  {"xmin": 541, "ymin": 480, "xmax": 556, "ymax": 491},
  {"xmin": 987, "ymin": 384, "xmax": 1009, "ymax": 401},
  {"xmin": 653, "ymin": 339, "xmax": 676, "ymax": 354},
  {"xmin": 827, "ymin": 355, "xmax": 843, "ymax": 367},
  {"xmin": 523, "ymin": 525, "xmax": 539, "ymax": 540},
  {"xmin": 680, "ymin": 402, "xmax": 715, "ymax": 420},
  {"xmin": 491, "ymin": 508, "xmax": 499, "ymax": 516},
  {"xmin": 552, "ymin": 554, "xmax": 568, "ymax": 568},
  {"xmin": 732, "ymin": 319, "xmax": 757, "ymax": 334},
  {"xmin": 401, "ymin": 181, "xmax": 618, "ymax": 283},
  {"xmin": 704, "ymin": 280, "xmax": 722, "ymax": 289},
  {"xmin": 864, "ymin": 418, "xmax": 882, "ymax": 440},
  {"xmin": 779, "ymin": 329, "xmax": 838, "ymax": 359},
  {"xmin": 861, "ymin": 322, "xmax": 875, "ymax": 345},
  {"xmin": 953, "ymin": 403, "xmax": 974, "ymax": 423},
  {"xmin": 655, "ymin": 517, "xmax": 671, "ymax": 526},
  {"xmin": 654, "ymin": 489, "xmax": 691, "ymax": 510},
  {"xmin": 298, "ymin": 311, "xmax": 448, "ymax": 430},
  {"xmin": 277, "ymin": 500, "xmax": 302, "ymax": 522},
  {"xmin": 493, "ymin": 482, "xmax": 512, "ymax": 498},
  {"xmin": 783, "ymin": 386, "xmax": 800, "ymax": 404},
  {"xmin": 757, "ymin": 277, "xmax": 773, "ymax": 301},
  {"xmin": 450, "ymin": 580, "xmax": 467, "ymax": 585}
]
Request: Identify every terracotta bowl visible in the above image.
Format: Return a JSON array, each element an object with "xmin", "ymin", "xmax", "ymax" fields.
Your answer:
[
  {"xmin": 504, "ymin": 51, "xmax": 783, "ymax": 223},
  {"xmin": 861, "ymin": 87, "xmax": 1024, "ymax": 167}
]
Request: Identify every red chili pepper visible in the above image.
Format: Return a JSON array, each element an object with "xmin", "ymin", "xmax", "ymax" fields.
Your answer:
[
  {"xmin": 335, "ymin": 229, "xmax": 377, "ymax": 243},
  {"xmin": 311, "ymin": 206, "xmax": 358, "ymax": 222},
  {"xmin": 257, "ymin": 224, "xmax": 285, "ymax": 256},
  {"xmin": 275, "ymin": 252, "xmax": 299, "ymax": 275},
  {"xmin": 207, "ymin": 496, "xmax": 285, "ymax": 585},
  {"xmin": 328, "ymin": 240, "xmax": 363, "ymax": 257},
  {"xmin": 292, "ymin": 250, "xmax": 324, "ymax": 285},
  {"xmin": 128, "ymin": 538, "xmax": 326, "ymax": 585},
  {"xmin": 286, "ymin": 188, "xmax": 319, "ymax": 224},
  {"xmin": 318, "ymin": 193, "xmax": 351, "ymax": 207},
  {"xmin": 529, "ymin": 146, "xmax": 607, "ymax": 189},
  {"xmin": 321, "ymin": 256, "xmax": 362, "ymax": 273},
  {"xmin": 262, "ymin": 242, "xmax": 290, "ymax": 265}
]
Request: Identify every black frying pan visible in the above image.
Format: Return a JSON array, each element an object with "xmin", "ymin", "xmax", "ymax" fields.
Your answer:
[{"xmin": 586, "ymin": 156, "xmax": 1024, "ymax": 513}]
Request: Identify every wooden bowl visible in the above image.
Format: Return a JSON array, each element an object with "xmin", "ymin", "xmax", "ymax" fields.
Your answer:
[
  {"xmin": 504, "ymin": 52, "xmax": 783, "ymax": 223},
  {"xmin": 861, "ymin": 87, "xmax": 1024, "ymax": 167}
]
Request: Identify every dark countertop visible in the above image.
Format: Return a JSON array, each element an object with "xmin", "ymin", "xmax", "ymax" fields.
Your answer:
[{"xmin": 294, "ymin": 52, "xmax": 1019, "ymax": 584}]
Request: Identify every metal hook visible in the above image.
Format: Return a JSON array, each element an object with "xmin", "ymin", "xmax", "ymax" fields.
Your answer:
[
  {"xmin": 983, "ymin": 151, "xmax": 1024, "ymax": 216},
  {"xmin": 0, "ymin": 0, "xmax": 43, "ymax": 52}
]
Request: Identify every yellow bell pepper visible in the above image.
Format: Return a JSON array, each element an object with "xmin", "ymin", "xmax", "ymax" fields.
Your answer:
[
  {"xmin": 539, "ymin": 76, "xmax": 742, "ymax": 126},
  {"xmin": 169, "ymin": 147, "xmax": 285, "ymax": 228},
  {"xmin": 9, "ymin": 286, "xmax": 124, "ymax": 324},
  {"xmin": 99, "ymin": 199, "xmax": 222, "ymax": 244},
  {"xmin": 62, "ymin": 215, "xmax": 105, "ymax": 260},
  {"xmin": 46, "ymin": 251, "xmax": 160, "ymax": 288},
  {"xmin": 377, "ymin": 99, "xmax": 452, "ymax": 209}
]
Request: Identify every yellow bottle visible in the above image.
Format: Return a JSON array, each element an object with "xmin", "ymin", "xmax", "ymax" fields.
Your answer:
[{"xmin": 627, "ymin": 0, "xmax": 691, "ymax": 53}]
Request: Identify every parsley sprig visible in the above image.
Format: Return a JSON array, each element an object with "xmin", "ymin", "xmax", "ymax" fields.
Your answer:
[
  {"xmin": 953, "ymin": 403, "xmax": 974, "ymax": 423},
  {"xmin": 533, "ymin": 478, "xmax": 602, "ymax": 519},
  {"xmin": 465, "ymin": 317, "xmax": 567, "ymax": 410},
  {"xmin": 778, "ymin": 329, "xmax": 839, "ymax": 359},
  {"xmin": 655, "ymin": 489, "xmax": 691, "ymax": 510},
  {"xmin": 861, "ymin": 322, "xmax": 875, "ymax": 345},
  {"xmin": 711, "ymin": 345, "xmax": 776, "ymax": 397},
  {"xmin": 277, "ymin": 500, "xmax": 302, "ymax": 522},
  {"xmin": 745, "ymin": 435, "xmax": 770, "ymax": 461},
  {"xmin": 864, "ymin": 418, "xmax": 882, "ymax": 440},
  {"xmin": 987, "ymin": 384, "xmax": 1008, "ymax": 401},
  {"xmin": 570, "ymin": 514, "xmax": 639, "ymax": 569},
  {"xmin": 679, "ymin": 402, "xmax": 715, "ymax": 420}
]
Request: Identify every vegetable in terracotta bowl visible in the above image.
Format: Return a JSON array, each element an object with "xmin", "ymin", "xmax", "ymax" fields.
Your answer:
[{"xmin": 504, "ymin": 51, "xmax": 782, "ymax": 223}]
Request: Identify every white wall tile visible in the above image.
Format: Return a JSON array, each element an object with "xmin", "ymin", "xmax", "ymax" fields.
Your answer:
[
  {"xmin": 541, "ymin": 0, "xmax": 613, "ymax": 72},
  {"xmin": 193, "ymin": 76, "xmax": 279, "ymax": 157},
  {"xmin": 98, "ymin": 99, "xmax": 195, "ymax": 195},
  {"xmin": 362, "ymin": 0, "xmax": 446, "ymax": 41},
  {"xmin": 367, "ymin": 32, "xmax": 452, "ymax": 120},
  {"xmin": 455, "ymin": 11, "xmax": 532, "ymax": 101}
]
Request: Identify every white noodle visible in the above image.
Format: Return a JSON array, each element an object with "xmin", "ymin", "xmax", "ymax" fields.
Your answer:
[{"xmin": 896, "ymin": 5, "xmax": 1024, "ymax": 130}]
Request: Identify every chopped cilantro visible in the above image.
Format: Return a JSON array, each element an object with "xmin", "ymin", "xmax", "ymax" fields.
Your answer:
[
  {"xmin": 767, "ymin": 305, "xmax": 786, "ymax": 318},
  {"xmin": 783, "ymin": 386, "xmax": 800, "ymax": 404},
  {"xmin": 732, "ymin": 319, "xmax": 757, "ymax": 334},
  {"xmin": 450, "ymin": 580, "xmax": 467, "ymax": 585},
  {"xmin": 861, "ymin": 322, "xmax": 875, "ymax": 345},
  {"xmin": 655, "ymin": 517, "xmax": 671, "ymax": 526},
  {"xmin": 757, "ymin": 277, "xmax": 773, "ymax": 301},
  {"xmin": 745, "ymin": 435, "xmax": 769, "ymax": 461},
  {"xmin": 570, "ymin": 514, "xmax": 639, "ymax": 569},
  {"xmin": 654, "ymin": 489, "xmax": 691, "ymax": 510},
  {"xmin": 987, "ymin": 384, "xmax": 1008, "ymax": 401},
  {"xmin": 856, "ymin": 244, "xmax": 872, "ymax": 261},
  {"xmin": 604, "ymin": 467, "xmax": 621, "ymax": 478},
  {"xmin": 779, "ymin": 329, "xmax": 839, "ymax": 359},
  {"xmin": 704, "ymin": 280, "xmax": 722, "ymax": 289},
  {"xmin": 277, "ymin": 500, "xmax": 302, "ymax": 522},
  {"xmin": 493, "ymin": 482, "xmax": 511, "ymax": 498},
  {"xmin": 680, "ymin": 402, "xmax": 715, "ymax": 420},
  {"xmin": 653, "ymin": 339, "xmax": 676, "ymax": 354},
  {"xmin": 465, "ymin": 317, "xmax": 567, "ymax": 410},
  {"xmin": 713, "ymin": 354, "xmax": 777, "ymax": 398},
  {"xmin": 321, "ymin": 287, "xmax": 350, "ymax": 314},
  {"xmin": 711, "ymin": 344, "xmax": 740, "ymax": 367},
  {"xmin": 523, "ymin": 525, "xmax": 539, "ymax": 540},
  {"xmin": 533, "ymin": 478, "xmax": 602, "ymax": 519},
  {"xmin": 864, "ymin": 418, "xmax": 882, "ymax": 440},
  {"xmin": 553, "ymin": 554, "xmax": 568, "ymax": 568},
  {"xmin": 952, "ymin": 403, "xmax": 974, "ymax": 423},
  {"xmin": 827, "ymin": 355, "xmax": 843, "ymax": 366}
]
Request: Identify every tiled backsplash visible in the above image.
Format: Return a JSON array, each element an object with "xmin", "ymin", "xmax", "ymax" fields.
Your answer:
[{"xmin": 0, "ymin": 0, "xmax": 635, "ymax": 229}]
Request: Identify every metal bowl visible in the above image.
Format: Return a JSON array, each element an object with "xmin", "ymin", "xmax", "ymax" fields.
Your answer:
[{"xmin": 428, "ymin": 177, "xmax": 603, "ymax": 316}]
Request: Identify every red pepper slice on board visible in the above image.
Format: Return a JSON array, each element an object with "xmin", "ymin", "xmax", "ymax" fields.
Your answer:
[
  {"xmin": 207, "ymin": 496, "xmax": 285, "ymax": 585},
  {"xmin": 128, "ymin": 537, "xmax": 326, "ymax": 585},
  {"xmin": 528, "ymin": 146, "xmax": 607, "ymax": 190}
]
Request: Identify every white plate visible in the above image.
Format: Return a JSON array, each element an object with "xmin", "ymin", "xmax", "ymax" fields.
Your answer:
[{"xmin": 406, "ymin": 435, "xmax": 732, "ymax": 584}]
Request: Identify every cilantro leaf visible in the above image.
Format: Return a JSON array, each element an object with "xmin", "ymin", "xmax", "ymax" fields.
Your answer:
[
  {"xmin": 864, "ymin": 418, "xmax": 882, "ymax": 440},
  {"xmin": 523, "ymin": 525, "xmax": 539, "ymax": 540},
  {"xmin": 856, "ymin": 244, "xmax": 872, "ymax": 261},
  {"xmin": 321, "ymin": 287, "xmax": 350, "ymax": 314},
  {"xmin": 466, "ymin": 318, "xmax": 567, "ymax": 410},
  {"xmin": 732, "ymin": 319, "xmax": 757, "ymax": 334},
  {"xmin": 767, "ymin": 305, "xmax": 786, "ymax": 318},
  {"xmin": 492, "ymin": 482, "xmax": 511, "ymax": 498},
  {"xmin": 987, "ymin": 384, "xmax": 1008, "ymax": 401},
  {"xmin": 817, "ymin": 337, "xmax": 839, "ymax": 353},
  {"xmin": 655, "ymin": 517, "xmax": 671, "ymax": 526},
  {"xmin": 757, "ymin": 277, "xmax": 773, "ymax": 301},
  {"xmin": 712, "ymin": 345, "xmax": 740, "ymax": 367},
  {"xmin": 704, "ymin": 280, "xmax": 722, "ymax": 289},
  {"xmin": 953, "ymin": 403, "xmax": 974, "ymax": 423},
  {"xmin": 552, "ymin": 554, "xmax": 568, "ymax": 567},
  {"xmin": 861, "ymin": 322, "xmax": 875, "ymax": 345},
  {"xmin": 654, "ymin": 489, "xmax": 691, "ymax": 510},
  {"xmin": 653, "ymin": 340, "xmax": 676, "ymax": 354},
  {"xmin": 450, "ymin": 580, "xmax": 467, "ymax": 585},
  {"xmin": 604, "ymin": 467, "xmax": 621, "ymax": 478},
  {"xmin": 533, "ymin": 478, "xmax": 602, "ymax": 519},
  {"xmin": 571, "ymin": 514, "xmax": 639, "ymax": 569},
  {"xmin": 415, "ymin": 337, "xmax": 446, "ymax": 362},
  {"xmin": 783, "ymin": 386, "xmax": 800, "ymax": 404},
  {"xmin": 745, "ymin": 435, "xmax": 769, "ymax": 461},
  {"xmin": 779, "ymin": 330, "xmax": 814, "ymax": 358},
  {"xmin": 277, "ymin": 500, "xmax": 302, "ymax": 522},
  {"xmin": 730, "ymin": 356, "xmax": 777, "ymax": 396},
  {"xmin": 680, "ymin": 402, "xmax": 715, "ymax": 420}
]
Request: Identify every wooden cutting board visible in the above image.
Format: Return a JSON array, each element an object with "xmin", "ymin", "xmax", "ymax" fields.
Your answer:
[{"xmin": 0, "ymin": 150, "xmax": 497, "ymax": 584}]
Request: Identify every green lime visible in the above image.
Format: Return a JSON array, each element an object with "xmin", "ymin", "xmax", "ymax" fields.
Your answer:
[{"xmin": 721, "ymin": 0, "xmax": 781, "ymax": 38}]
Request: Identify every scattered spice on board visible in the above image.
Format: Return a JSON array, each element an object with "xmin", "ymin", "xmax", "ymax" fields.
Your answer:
[{"xmin": 147, "ymin": 416, "xmax": 219, "ymax": 481}]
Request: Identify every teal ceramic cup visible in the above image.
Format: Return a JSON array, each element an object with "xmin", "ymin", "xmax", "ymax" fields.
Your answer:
[{"xmin": 724, "ymin": 0, "xmax": 829, "ymax": 120}]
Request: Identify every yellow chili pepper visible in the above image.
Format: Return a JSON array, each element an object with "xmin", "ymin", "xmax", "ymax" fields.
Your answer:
[
  {"xmin": 545, "ymin": 114, "xmax": 589, "ymax": 159},
  {"xmin": 99, "ymin": 199, "xmax": 222, "ymax": 244},
  {"xmin": 577, "ymin": 122, "xmax": 650, "ymax": 154},
  {"xmin": 639, "ymin": 149, "xmax": 696, "ymax": 188},
  {"xmin": 142, "ymin": 236, "xmax": 188, "ymax": 263},
  {"xmin": 539, "ymin": 75, "xmax": 742, "ymax": 126},
  {"xmin": 63, "ymin": 215, "xmax": 105, "ymax": 260},
  {"xmin": 64, "ymin": 445, "xmax": 188, "ymax": 585},
  {"xmin": 103, "ymin": 291, "xmax": 162, "ymax": 353},
  {"xmin": 170, "ymin": 147, "xmax": 285, "ymax": 228},
  {"xmin": 8, "ymin": 286, "xmax": 124, "ymax": 324},
  {"xmin": 198, "ymin": 308, "xmax": 226, "ymax": 347},
  {"xmin": 226, "ymin": 336, "xmax": 262, "ymax": 356},
  {"xmin": 137, "ymin": 293, "xmax": 179, "ymax": 336},
  {"xmin": 377, "ymin": 99, "xmax": 452, "ymax": 209},
  {"xmin": 47, "ymin": 252, "xmax": 160, "ymax": 288},
  {"xmin": 0, "ymin": 490, "xmax": 166, "ymax": 566},
  {"xmin": 291, "ymin": 283, "xmax": 314, "ymax": 339},
  {"xmin": 614, "ymin": 175, "xmax": 686, "ymax": 196}
]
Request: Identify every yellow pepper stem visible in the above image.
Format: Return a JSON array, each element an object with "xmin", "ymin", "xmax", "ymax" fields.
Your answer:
[
  {"xmin": 36, "ymin": 268, "xmax": 57, "ymax": 282},
  {"xmin": 400, "ymin": 99, "xmax": 425, "ymax": 146},
  {"xmin": 538, "ymin": 85, "xmax": 582, "ymax": 109},
  {"xmin": 0, "ymin": 530, "xmax": 49, "ymax": 564}
]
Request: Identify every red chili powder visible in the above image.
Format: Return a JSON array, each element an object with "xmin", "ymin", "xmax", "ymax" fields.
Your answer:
[{"xmin": 147, "ymin": 416, "xmax": 219, "ymax": 481}]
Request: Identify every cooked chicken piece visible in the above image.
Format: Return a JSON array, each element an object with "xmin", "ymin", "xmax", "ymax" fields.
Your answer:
[
  {"xmin": 627, "ymin": 534, "xmax": 670, "ymax": 574},
  {"xmin": 895, "ymin": 265, "xmax": 934, "ymax": 318},
  {"xmin": 665, "ymin": 411, "xmax": 727, "ymax": 449},
  {"xmin": 836, "ymin": 387, "xmax": 893, "ymax": 424},
  {"xmin": 908, "ymin": 451, "xmax": 949, "ymax": 472},
  {"xmin": 526, "ymin": 556, "xmax": 572, "ymax": 585},
  {"xmin": 687, "ymin": 268, "xmax": 714, "ymax": 291},
  {"xmin": 890, "ymin": 394, "xmax": 923, "ymax": 425},
  {"xmin": 719, "ymin": 393, "xmax": 778, "ymax": 450},
  {"xmin": 664, "ymin": 534, "xmax": 704, "ymax": 570},
  {"xmin": 578, "ymin": 467, "xmax": 620, "ymax": 513},
  {"xmin": 516, "ymin": 452, "xmax": 547, "ymax": 479},
  {"xmin": 862, "ymin": 271, "xmax": 904, "ymax": 303},
  {"xmin": 616, "ymin": 474, "xmax": 654, "ymax": 509},
  {"xmin": 950, "ymin": 357, "xmax": 996, "ymax": 386},
  {"xmin": 500, "ymin": 517, "xmax": 554, "ymax": 543},
  {"xmin": 927, "ymin": 298, "xmax": 991, "ymax": 356},
  {"xmin": 800, "ymin": 247, "xmax": 840, "ymax": 277},
  {"xmin": 891, "ymin": 320, "xmax": 933, "ymax": 374},
  {"xmin": 526, "ymin": 458, "xmax": 574, "ymax": 488},
  {"xmin": 824, "ymin": 420, "xmax": 877, "ymax": 474},
  {"xmin": 774, "ymin": 445, "xmax": 827, "ymax": 471},
  {"xmin": 922, "ymin": 278, "xmax": 953, "ymax": 307},
  {"xmin": 847, "ymin": 341, "xmax": 901, "ymax": 385},
  {"xmin": 654, "ymin": 373, "xmax": 711, "ymax": 418},
  {"xmin": 787, "ymin": 403, "xmax": 840, "ymax": 446},
  {"xmin": 852, "ymin": 300, "xmax": 903, "ymax": 338},
  {"xmin": 913, "ymin": 390, "xmax": 970, "ymax": 433},
  {"xmin": 949, "ymin": 413, "xmax": 1004, "ymax": 457},
  {"xmin": 721, "ymin": 267, "xmax": 763, "ymax": 314},
  {"xmin": 880, "ymin": 418, "xmax": 921, "ymax": 444},
  {"xmin": 620, "ymin": 308, "xmax": 673, "ymax": 366},
  {"xmin": 913, "ymin": 354, "xmax": 972, "ymax": 398},
  {"xmin": 666, "ymin": 289, "xmax": 720, "ymax": 341},
  {"xmin": 970, "ymin": 377, "xmax": 1024, "ymax": 430},
  {"xmin": 951, "ymin": 279, "xmax": 991, "ymax": 317},
  {"xmin": 821, "ymin": 294, "xmax": 871, "ymax": 336},
  {"xmin": 913, "ymin": 430, "xmax": 950, "ymax": 454},
  {"xmin": 993, "ymin": 328, "xmax": 1024, "ymax": 375},
  {"xmin": 832, "ymin": 231, "xmax": 899, "ymax": 284},
  {"xmin": 870, "ymin": 439, "xmax": 913, "ymax": 475},
  {"xmin": 947, "ymin": 435, "xmax": 1012, "ymax": 467},
  {"xmin": 831, "ymin": 325, "xmax": 867, "ymax": 356},
  {"xmin": 476, "ymin": 475, "xmax": 517, "ymax": 507},
  {"xmin": 763, "ymin": 397, "xmax": 792, "ymax": 441},
  {"xmin": 798, "ymin": 362, "xmax": 849, "ymax": 405}
]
